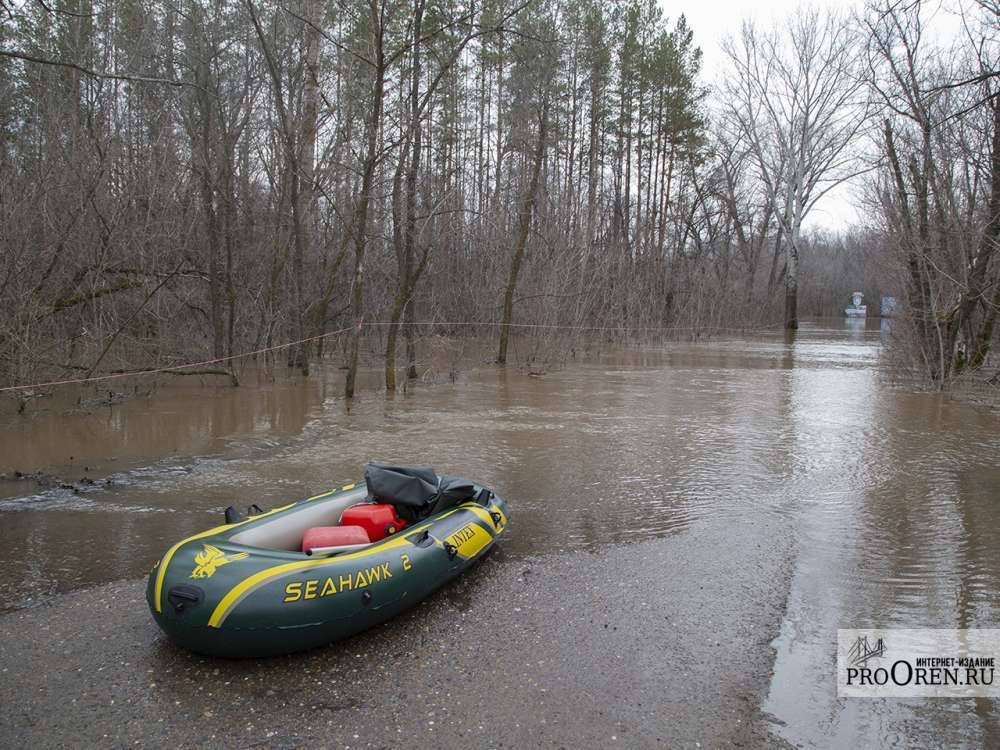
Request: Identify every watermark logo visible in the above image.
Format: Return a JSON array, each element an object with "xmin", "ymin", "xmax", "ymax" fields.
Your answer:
[
  {"xmin": 838, "ymin": 629, "xmax": 1000, "ymax": 698},
  {"xmin": 847, "ymin": 635, "xmax": 885, "ymax": 667}
]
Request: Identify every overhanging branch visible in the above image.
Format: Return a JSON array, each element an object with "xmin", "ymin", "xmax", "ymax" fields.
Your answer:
[{"xmin": 0, "ymin": 48, "xmax": 187, "ymax": 87}]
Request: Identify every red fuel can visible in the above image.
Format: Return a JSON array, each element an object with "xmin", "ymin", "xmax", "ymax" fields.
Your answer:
[{"xmin": 340, "ymin": 503, "xmax": 408, "ymax": 542}]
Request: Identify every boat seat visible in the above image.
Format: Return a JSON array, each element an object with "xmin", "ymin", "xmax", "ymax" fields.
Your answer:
[{"xmin": 302, "ymin": 525, "xmax": 370, "ymax": 555}]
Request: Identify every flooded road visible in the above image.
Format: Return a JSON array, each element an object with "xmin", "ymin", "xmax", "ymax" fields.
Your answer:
[{"xmin": 2, "ymin": 319, "xmax": 999, "ymax": 747}]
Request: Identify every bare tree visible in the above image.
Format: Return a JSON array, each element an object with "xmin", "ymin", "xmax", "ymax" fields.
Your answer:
[
  {"xmin": 721, "ymin": 7, "xmax": 869, "ymax": 329},
  {"xmin": 344, "ymin": 0, "xmax": 388, "ymax": 399},
  {"xmin": 865, "ymin": 0, "xmax": 1000, "ymax": 386}
]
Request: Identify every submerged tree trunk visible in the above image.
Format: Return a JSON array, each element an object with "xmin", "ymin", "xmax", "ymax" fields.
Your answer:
[
  {"xmin": 291, "ymin": 0, "xmax": 321, "ymax": 375},
  {"xmin": 784, "ymin": 260, "xmax": 798, "ymax": 329},
  {"xmin": 345, "ymin": 0, "xmax": 386, "ymax": 399},
  {"xmin": 404, "ymin": 298, "xmax": 418, "ymax": 379},
  {"xmin": 785, "ymin": 212, "xmax": 800, "ymax": 330},
  {"xmin": 385, "ymin": 0, "xmax": 424, "ymax": 392},
  {"xmin": 498, "ymin": 94, "xmax": 549, "ymax": 365}
]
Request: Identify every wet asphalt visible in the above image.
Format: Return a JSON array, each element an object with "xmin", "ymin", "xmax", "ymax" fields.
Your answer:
[{"xmin": 0, "ymin": 512, "xmax": 795, "ymax": 749}]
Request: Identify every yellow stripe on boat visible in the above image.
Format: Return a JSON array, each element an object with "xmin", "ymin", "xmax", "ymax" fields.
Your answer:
[
  {"xmin": 306, "ymin": 484, "xmax": 356, "ymax": 501},
  {"xmin": 465, "ymin": 505, "xmax": 495, "ymax": 528},
  {"xmin": 208, "ymin": 535, "xmax": 414, "ymax": 627},
  {"xmin": 206, "ymin": 503, "xmax": 493, "ymax": 628},
  {"xmin": 306, "ymin": 489, "xmax": 336, "ymax": 501},
  {"xmin": 154, "ymin": 522, "xmax": 249, "ymax": 613}
]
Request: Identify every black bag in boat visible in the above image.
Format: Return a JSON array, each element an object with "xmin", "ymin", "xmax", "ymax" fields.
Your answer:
[{"xmin": 364, "ymin": 463, "xmax": 476, "ymax": 523}]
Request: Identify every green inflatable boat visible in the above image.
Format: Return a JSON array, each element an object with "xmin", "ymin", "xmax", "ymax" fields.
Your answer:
[{"xmin": 146, "ymin": 464, "xmax": 508, "ymax": 657}]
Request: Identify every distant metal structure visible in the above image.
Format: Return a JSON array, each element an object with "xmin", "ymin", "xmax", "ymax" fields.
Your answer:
[
  {"xmin": 880, "ymin": 296, "xmax": 898, "ymax": 318},
  {"xmin": 845, "ymin": 291, "xmax": 867, "ymax": 318}
]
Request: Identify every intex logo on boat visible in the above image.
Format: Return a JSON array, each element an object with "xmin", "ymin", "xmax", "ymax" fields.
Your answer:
[
  {"xmin": 445, "ymin": 522, "xmax": 492, "ymax": 559},
  {"xmin": 838, "ymin": 629, "xmax": 1000, "ymax": 698}
]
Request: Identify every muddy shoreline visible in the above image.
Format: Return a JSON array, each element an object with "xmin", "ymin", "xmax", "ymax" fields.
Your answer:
[{"xmin": 0, "ymin": 514, "xmax": 796, "ymax": 749}]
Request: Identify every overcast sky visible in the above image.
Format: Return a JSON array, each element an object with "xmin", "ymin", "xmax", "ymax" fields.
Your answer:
[
  {"xmin": 674, "ymin": 0, "xmax": 863, "ymax": 77},
  {"xmin": 668, "ymin": 0, "xmax": 969, "ymax": 232}
]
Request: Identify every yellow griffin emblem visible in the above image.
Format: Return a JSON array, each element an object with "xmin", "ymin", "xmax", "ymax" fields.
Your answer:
[{"xmin": 191, "ymin": 544, "xmax": 249, "ymax": 579}]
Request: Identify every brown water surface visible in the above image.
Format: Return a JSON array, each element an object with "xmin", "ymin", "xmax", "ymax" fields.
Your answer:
[{"xmin": 2, "ymin": 318, "xmax": 998, "ymax": 746}]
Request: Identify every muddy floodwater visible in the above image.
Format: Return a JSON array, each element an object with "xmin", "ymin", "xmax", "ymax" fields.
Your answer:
[{"xmin": 2, "ymin": 319, "xmax": 999, "ymax": 747}]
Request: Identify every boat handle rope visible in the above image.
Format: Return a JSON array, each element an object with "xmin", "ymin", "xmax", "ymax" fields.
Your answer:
[
  {"xmin": 443, "ymin": 542, "xmax": 458, "ymax": 561},
  {"xmin": 489, "ymin": 511, "xmax": 503, "ymax": 529}
]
